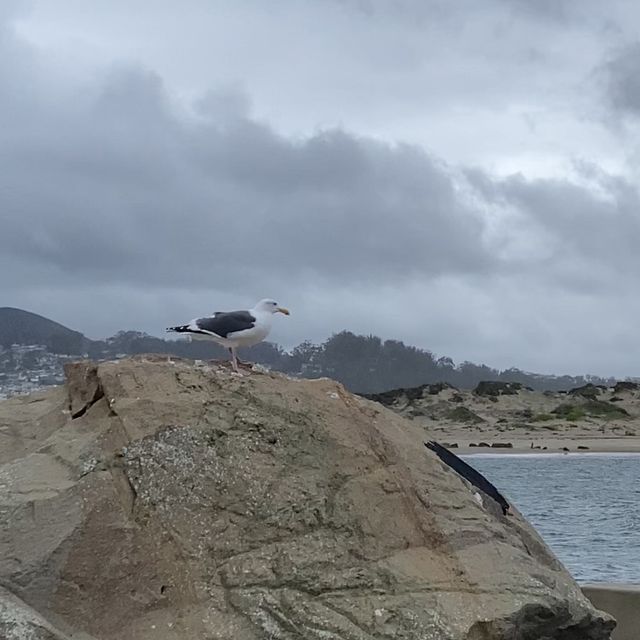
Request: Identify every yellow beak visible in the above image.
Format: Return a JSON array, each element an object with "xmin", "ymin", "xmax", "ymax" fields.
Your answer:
[{"xmin": 277, "ymin": 307, "xmax": 290, "ymax": 315}]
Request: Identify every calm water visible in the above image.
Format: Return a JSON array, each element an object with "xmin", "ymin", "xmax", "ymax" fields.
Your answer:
[{"xmin": 464, "ymin": 453, "xmax": 640, "ymax": 584}]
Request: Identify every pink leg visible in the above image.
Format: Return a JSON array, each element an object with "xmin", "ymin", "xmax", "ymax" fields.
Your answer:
[{"xmin": 229, "ymin": 347, "xmax": 239, "ymax": 372}]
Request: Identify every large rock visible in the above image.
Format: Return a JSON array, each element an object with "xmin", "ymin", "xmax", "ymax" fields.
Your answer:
[
  {"xmin": 0, "ymin": 356, "xmax": 615, "ymax": 639},
  {"xmin": 0, "ymin": 586, "xmax": 83, "ymax": 640}
]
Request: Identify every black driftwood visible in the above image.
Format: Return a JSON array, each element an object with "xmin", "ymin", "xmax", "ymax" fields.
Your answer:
[{"xmin": 425, "ymin": 441, "xmax": 510, "ymax": 515}]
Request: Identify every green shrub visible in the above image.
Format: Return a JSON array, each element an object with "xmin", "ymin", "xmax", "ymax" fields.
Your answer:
[
  {"xmin": 551, "ymin": 404, "xmax": 586, "ymax": 421},
  {"xmin": 444, "ymin": 406, "xmax": 485, "ymax": 424},
  {"xmin": 583, "ymin": 400, "xmax": 629, "ymax": 418},
  {"xmin": 532, "ymin": 413, "xmax": 554, "ymax": 422},
  {"xmin": 551, "ymin": 400, "xmax": 629, "ymax": 421}
]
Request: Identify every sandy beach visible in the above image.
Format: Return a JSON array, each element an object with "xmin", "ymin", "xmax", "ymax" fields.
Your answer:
[
  {"xmin": 366, "ymin": 380, "xmax": 640, "ymax": 456},
  {"xmin": 448, "ymin": 435, "xmax": 640, "ymax": 456}
]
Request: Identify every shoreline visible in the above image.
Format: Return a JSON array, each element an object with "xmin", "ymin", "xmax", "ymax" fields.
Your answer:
[
  {"xmin": 461, "ymin": 450, "xmax": 640, "ymax": 458},
  {"xmin": 436, "ymin": 436, "xmax": 640, "ymax": 456}
]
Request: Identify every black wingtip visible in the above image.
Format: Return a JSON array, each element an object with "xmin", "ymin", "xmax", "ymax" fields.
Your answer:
[{"xmin": 166, "ymin": 325, "xmax": 187, "ymax": 333}]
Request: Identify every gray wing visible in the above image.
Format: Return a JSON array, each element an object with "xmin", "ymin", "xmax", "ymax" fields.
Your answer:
[{"xmin": 195, "ymin": 310, "xmax": 256, "ymax": 338}]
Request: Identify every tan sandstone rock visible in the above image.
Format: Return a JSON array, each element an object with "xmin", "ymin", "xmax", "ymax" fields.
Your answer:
[{"xmin": 0, "ymin": 355, "xmax": 615, "ymax": 639}]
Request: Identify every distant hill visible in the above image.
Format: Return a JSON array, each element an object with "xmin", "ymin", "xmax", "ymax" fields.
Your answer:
[
  {"xmin": 0, "ymin": 308, "xmax": 621, "ymax": 392},
  {"xmin": 0, "ymin": 307, "xmax": 89, "ymax": 355}
]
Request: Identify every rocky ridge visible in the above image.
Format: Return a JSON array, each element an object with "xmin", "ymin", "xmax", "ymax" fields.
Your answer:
[{"xmin": 0, "ymin": 356, "xmax": 614, "ymax": 639}]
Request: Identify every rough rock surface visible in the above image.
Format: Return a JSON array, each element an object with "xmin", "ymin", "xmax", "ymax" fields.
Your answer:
[
  {"xmin": 0, "ymin": 586, "xmax": 82, "ymax": 640},
  {"xmin": 0, "ymin": 356, "xmax": 615, "ymax": 639}
]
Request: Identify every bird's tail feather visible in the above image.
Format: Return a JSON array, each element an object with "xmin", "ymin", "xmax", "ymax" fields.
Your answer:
[{"xmin": 166, "ymin": 325, "xmax": 190, "ymax": 333}]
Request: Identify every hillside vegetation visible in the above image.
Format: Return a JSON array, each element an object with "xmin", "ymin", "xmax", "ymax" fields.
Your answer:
[
  {"xmin": 0, "ymin": 307, "xmax": 88, "ymax": 354},
  {"xmin": 0, "ymin": 308, "xmax": 619, "ymax": 393}
]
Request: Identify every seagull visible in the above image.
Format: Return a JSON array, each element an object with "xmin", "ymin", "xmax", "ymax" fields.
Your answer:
[{"xmin": 166, "ymin": 299, "xmax": 290, "ymax": 372}]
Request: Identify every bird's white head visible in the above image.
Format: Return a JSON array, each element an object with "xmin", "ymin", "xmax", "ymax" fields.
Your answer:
[{"xmin": 253, "ymin": 299, "xmax": 290, "ymax": 315}]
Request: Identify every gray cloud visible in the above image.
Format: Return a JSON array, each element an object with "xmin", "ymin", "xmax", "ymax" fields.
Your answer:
[
  {"xmin": 600, "ymin": 43, "xmax": 640, "ymax": 118},
  {"xmin": 467, "ymin": 167, "xmax": 640, "ymax": 297},
  {"xmin": 0, "ymin": 38, "xmax": 492, "ymax": 295},
  {"xmin": 12, "ymin": 0, "xmax": 619, "ymax": 162},
  {"xmin": 4, "ymin": 2, "xmax": 640, "ymax": 378}
]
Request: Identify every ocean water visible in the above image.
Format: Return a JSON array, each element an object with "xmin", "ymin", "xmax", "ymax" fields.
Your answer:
[{"xmin": 463, "ymin": 453, "xmax": 640, "ymax": 584}]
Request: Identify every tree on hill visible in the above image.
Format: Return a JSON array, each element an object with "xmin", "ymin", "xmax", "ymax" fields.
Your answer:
[{"xmin": 1, "ymin": 307, "xmax": 618, "ymax": 394}]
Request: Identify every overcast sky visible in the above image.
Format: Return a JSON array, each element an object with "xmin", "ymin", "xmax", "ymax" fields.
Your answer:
[{"xmin": 3, "ymin": 0, "xmax": 640, "ymax": 377}]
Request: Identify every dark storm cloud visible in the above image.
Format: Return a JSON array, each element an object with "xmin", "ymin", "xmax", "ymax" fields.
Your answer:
[{"xmin": 0, "ymin": 30, "xmax": 492, "ymax": 294}]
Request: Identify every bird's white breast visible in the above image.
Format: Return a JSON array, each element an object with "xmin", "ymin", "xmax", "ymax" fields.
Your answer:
[{"xmin": 230, "ymin": 311, "xmax": 272, "ymax": 346}]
